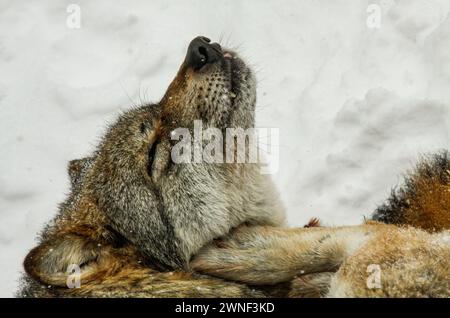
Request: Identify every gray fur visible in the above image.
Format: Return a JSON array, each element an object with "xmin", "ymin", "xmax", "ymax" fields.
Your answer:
[{"xmin": 19, "ymin": 43, "xmax": 285, "ymax": 296}]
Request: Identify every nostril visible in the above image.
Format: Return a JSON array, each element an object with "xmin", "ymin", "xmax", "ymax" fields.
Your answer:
[
  {"xmin": 210, "ymin": 43, "xmax": 221, "ymax": 52},
  {"xmin": 186, "ymin": 36, "xmax": 221, "ymax": 70},
  {"xmin": 198, "ymin": 46, "xmax": 208, "ymax": 64}
]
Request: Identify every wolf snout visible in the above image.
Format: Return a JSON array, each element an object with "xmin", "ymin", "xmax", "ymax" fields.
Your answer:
[{"xmin": 185, "ymin": 36, "xmax": 222, "ymax": 70}]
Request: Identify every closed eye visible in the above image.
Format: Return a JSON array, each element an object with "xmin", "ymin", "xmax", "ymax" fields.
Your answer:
[{"xmin": 147, "ymin": 141, "xmax": 158, "ymax": 176}]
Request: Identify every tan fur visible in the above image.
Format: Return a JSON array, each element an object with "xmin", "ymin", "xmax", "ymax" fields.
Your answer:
[
  {"xmin": 372, "ymin": 151, "xmax": 450, "ymax": 232},
  {"xmin": 402, "ymin": 177, "xmax": 450, "ymax": 231},
  {"xmin": 192, "ymin": 223, "xmax": 450, "ymax": 297}
]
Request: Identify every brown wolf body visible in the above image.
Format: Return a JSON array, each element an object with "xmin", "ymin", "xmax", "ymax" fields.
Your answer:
[
  {"xmin": 193, "ymin": 152, "xmax": 450, "ymax": 297},
  {"xmin": 193, "ymin": 222, "xmax": 450, "ymax": 297},
  {"xmin": 19, "ymin": 37, "xmax": 450, "ymax": 297}
]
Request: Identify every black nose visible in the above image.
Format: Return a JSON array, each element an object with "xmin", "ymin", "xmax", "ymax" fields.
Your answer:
[{"xmin": 185, "ymin": 36, "xmax": 222, "ymax": 70}]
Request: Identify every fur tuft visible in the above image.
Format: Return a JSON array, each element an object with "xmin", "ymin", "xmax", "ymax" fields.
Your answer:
[{"xmin": 372, "ymin": 151, "xmax": 450, "ymax": 232}]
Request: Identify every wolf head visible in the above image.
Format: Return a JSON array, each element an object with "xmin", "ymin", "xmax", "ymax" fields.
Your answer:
[{"xmin": 63, "ymin": 37, "xmax": 284, "ymax": 270}]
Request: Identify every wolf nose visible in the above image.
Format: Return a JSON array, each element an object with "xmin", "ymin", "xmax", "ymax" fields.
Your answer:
[{"xmin": 185, "ymin": 36, "xmax": 222, "ymax": 70}]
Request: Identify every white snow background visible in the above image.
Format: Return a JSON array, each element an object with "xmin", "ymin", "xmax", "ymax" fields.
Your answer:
[{"xmin": 0, "ymin": 0, "xmax": 449, "ymax": 297}]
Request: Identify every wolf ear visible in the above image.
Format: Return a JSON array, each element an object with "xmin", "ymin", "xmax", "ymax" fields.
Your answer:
[
  {"xmin": 68, "ymin": 157, "xmax": 93, "ymax": 189},
  {"xmin": 23, "ymin": 233, "xmax": 107, "ymax": 287}
]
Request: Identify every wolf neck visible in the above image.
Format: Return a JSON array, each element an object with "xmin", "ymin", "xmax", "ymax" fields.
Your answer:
[{"xmin": 164, "ymin": 163, "xmax": 285, "ymax": 266}]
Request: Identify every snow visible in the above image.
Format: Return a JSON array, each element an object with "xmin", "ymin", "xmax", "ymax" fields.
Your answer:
[{"xmin": 0, "ymin": 0, "xmax": 449, "ymax": 297}]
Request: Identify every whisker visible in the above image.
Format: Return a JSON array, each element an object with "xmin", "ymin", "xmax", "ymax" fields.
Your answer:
[{"xmin": 119, "ymin": 80, "xmax": 139, "ymax": 108}]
